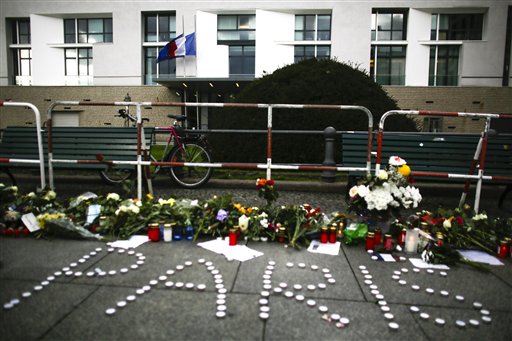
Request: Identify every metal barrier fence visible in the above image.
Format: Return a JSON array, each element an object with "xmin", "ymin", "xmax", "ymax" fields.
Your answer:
[
  {"xmin": 47, "ymin": 101, "xmax": 374, "ymax": 198},
  {"xmin": 376, "ymin": 110, "xmax": 512, "ymax": 212},
  {"xmin": 0, "ymin": 101, "xmax": 46, "ymax": 189}
]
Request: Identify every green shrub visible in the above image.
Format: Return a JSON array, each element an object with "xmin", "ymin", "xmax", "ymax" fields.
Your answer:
[{"xmin": 209, "ymin": 59, "xmax": 417, "ymax": 164}]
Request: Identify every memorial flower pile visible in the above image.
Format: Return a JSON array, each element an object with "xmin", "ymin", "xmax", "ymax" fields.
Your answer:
[{"xmin": 348, "ymin": 156, "xmax": 422, "ymax": 219}]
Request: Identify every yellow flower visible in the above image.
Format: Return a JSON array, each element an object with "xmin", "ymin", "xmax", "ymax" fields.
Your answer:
[{"xmin": 398, "ymin": 164, "xmax": 411, "ymax": 177}]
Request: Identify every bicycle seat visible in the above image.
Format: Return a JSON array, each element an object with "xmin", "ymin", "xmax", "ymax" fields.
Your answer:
[{"xmin": 168, "ymin": 114, "xmax": 187, "ymax": 122}]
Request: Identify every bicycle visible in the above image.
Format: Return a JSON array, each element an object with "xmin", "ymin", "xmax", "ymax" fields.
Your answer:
[{"xmin": 99, "ymin": 109, "xmax": 213, "ymax": 188}]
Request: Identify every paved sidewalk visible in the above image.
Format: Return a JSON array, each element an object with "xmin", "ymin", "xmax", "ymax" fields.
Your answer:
[{"xmin": 1, "ymin": 237, "xmax": 511, "ymax": 340}]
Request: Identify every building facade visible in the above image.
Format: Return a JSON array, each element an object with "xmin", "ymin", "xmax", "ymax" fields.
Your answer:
[{"xmin": 0, "ymin": 0, "xmax": 511, "ymax": 132}]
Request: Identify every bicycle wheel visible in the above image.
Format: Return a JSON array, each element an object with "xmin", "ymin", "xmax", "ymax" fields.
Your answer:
[
  {"xmin": 167, "ymin": 143, "xmax": 213, "ymax": 188},
  {"xmin": 99, "ymin": 167, "xmax": 134, "ymax": 185}
]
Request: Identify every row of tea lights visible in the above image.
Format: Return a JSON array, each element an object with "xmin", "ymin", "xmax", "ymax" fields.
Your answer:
[
  {"xmin": 3, "ymin": 246, "xmax": 147, "ymax": 310},
  {"xmin": 258, "ymin": 260, "xmax": 351, "ymax": 329}
]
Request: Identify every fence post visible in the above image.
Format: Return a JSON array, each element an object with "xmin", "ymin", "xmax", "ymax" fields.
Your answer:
[{"xmin": 321, "ymin": 126, "xmax": 337, "ymax": 183}]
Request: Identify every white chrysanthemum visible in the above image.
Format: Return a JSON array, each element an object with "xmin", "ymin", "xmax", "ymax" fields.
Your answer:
[
  {"xmin": 107, "ymin": 193, "xmax": 120, "ymax": 201},
  {"xmin": 357, "ymin": 185, "xmax": 370, "ymax": 198},
  {"xmin": 472, "ymin": 213, "xmax": 487, "ymax": 221},
  {"xmin": 129, "ymin": 204, "xmax": 140, "ymax": 214},
  {"xmin": 365, "ymin": 185, "xmax": 394, "ymax": 211}
]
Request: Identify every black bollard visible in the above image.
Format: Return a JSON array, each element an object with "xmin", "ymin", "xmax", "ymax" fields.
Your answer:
[{"xmin": 321, "ymin": 126, "xmax": 337, "ymax": 183}]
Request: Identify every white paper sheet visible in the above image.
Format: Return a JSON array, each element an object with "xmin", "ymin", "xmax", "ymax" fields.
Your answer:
[
  {"xmin": 408, "ymin": 258, "xmax": 450, "ymax": 270},
  {"xmin": 108, "ymin": 235, "xmax": 150, "ymax": 249},
  {"xmin": 307, "ymin": 240, "xmax": 340, "ymax": 256},
  {"xmin": 197, "ymin": 238, "xmax": 264, "ymax": 262},
  {"xmin": 457, "ymin": 250, "xmax": 504, "ymax": 266}
]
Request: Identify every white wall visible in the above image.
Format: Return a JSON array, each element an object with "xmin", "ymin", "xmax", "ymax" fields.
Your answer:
[
  {"xmin": 406, "ymin": 9, "xmax": 432, "ymax": 86},
  {"xmin": 31, "ymin": 14, "xmax": 66, "ymax": 85},
  {"xmin": 94, "ymin": 9, "xmax": 142, "ymax": 85},
  {"xmin": 195, "ymin": 11, "xmax": 229, "ymax": 78},
  {"xmin": 255, "ymin": 10, "xmax": 294, "ymax": 77}
]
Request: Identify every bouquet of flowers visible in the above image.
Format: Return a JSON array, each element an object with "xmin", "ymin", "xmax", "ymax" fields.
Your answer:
[
  {"xmin": 348, "ymin": 156, "xmax": 422, "ymax": 222},
  {"xmin": 256, "ymin": 178, "xmax": 278, "ymax": 207}
]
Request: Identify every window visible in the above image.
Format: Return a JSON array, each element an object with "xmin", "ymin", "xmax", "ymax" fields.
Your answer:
[
  {"xmin": 423, "ymin": 117, "xmax": 443, "ymax": 132},
  {"xmin": 144, "ymin": 47, "xmax": 176, "ymax": 85},
  {"xmin": 371, "ymin": 10, "xmax": 407, "ymax": 41},
  {"xmin": 295, "ymin": 14, "xmax": 331, "ymax": 41},
  {"xmin": 142, "ymin": 12, "xmax": 177, "ymax": 84},
  {"xmin": 294, "ymin": 46, "xmax": 330, "ymax": 63},
  {"xmin": 229, "ymin": 45, "xmax": 255, "ymax": 76},
  {"xmin": 144, "ymin": 13, "xmax": 176, "ymax": 42},
  {"xmin": 431, "ymin": 14, "xmax": 483, "ymax": 40},
  {"xmin": 429, "ymin": 45, "xmax": 459, "ymax": 86},
  {"xmin": 370, "ymin": 45, "xmax": 406, "ymax": 85},
  {"xmin": 218, "ymin": 15, "xmax": 255, "ymax": 76},
  {"xmin": 64, "ymin": 18, "xmax": 112, "ymax": 43},
  {"xmin": 294, "ymin": 14, "xmax": 331, "ymax": 63},
  {"xmin": 217, "ymin": 15, "xmax": 256, "ymax": 42},
  {"xmin": 10, "ymin": 19, "xmax": 31, "ymax": 85},
  {"xmin": 65, "ymin": 48, "xmax": 93, "ymax": 75}
]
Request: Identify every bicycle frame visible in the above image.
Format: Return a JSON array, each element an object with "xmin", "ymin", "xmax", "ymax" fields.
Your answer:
[{"xmin": 151, "ymin": 126, "xmax": 184, "ymax": 166}]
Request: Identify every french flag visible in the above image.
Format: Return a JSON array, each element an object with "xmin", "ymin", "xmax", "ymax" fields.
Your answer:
[{"xmin": 157, "ymin": 32, "xmax": 196, "ymax": 63}]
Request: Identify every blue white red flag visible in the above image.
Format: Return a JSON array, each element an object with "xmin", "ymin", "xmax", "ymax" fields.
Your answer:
[{"xmin": 157, "ymin": 32, "xmax": 196, "ymax": 63}]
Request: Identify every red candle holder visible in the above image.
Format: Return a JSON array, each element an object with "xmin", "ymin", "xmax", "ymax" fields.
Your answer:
[
  {"xmin": 147, "ymin": 223, "xmax": 160, "ymax": 242},
  {"xmin": 229, "ymin": 230, "xmax": 238, "ymax": 246},
  {"xmin": 374, "ymin": 228, "xmax": 382, "ymax": 245},
  {"xmin": 398, "ymin": 228, "xmax": 406, "ymax": 247},
  {"xmin": 366, "ymin": 232, "xmax": 375, "ymax": 251},
  {"xmin": 498, "ymin": 240, "xmax": 508, "ymax": 258},
  {"xmin": 384, "ymin": 234, "xmax": 393, "ymax": 251},
  {"xmin": 320, "ymin": 227, "xmax": 328, "ymax": 244},
  {"xmin": 329, "ymin": 227, "xmax": 337, "ymax": 243}
]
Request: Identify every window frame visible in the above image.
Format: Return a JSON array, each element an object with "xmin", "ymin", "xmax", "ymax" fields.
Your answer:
[
  {"xmin": 294, "ymin": 14, "xmax": 332, "ymax": 41},
  {"xmin": 228, "ymin": 45, "xmax": 255, "ymax": 76},
  {"xmin": 430, "ymin": 13, "xmax": 484, "ymax": 41},
  {"xmin": 143, "ymin": 12, "xmax": 176, "ymax": 43},
  {"xmin": 217, "ymin": 14, "xmax": 256, "ymax": 44},
  {"xmin": 371, "ymin": 9, "xmax": 408, "ymax": 41},
  {"xmin": 143, "ymin": 47, "xmax": 177, "ymax": 85},
  {"xmin": 370, "ymin": 45, "xmax": 406, "ymax": 85},
  {"xmin": 429, "ymin": 45, "xmax": 460, "ymax": 86},
  {"xmin": 294, "ymin": 45, "xmax": 331, "ymax": 63},
  {"xmin": 64, "ymin": 18, "xmax": 113, "ymax": 44}
]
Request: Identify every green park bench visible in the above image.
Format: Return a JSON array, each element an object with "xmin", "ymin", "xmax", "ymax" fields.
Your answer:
[
  {"xmin": 0, "ymin": 126, "xmax": 153, "ymax": 186},
  {"xmin": 341, "ymin": 131, "xmax": 512, "ymax": 208}
]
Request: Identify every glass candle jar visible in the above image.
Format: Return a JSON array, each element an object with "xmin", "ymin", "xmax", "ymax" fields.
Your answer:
[
  {"xmin": 498, "ymin": 240, "xmax": 509, "ymax": 258},
  {"xmin": 384, "ymin": 234, "xmax": 393, "ymax": 251},
  {"xmin": 329, "ymin": 226, "xmax": 337, "ymax": 243},
  {"xmin": 320, "ymin": 227, "xmax": 329, "ymax": 244},
  {"xmin": 147, "ymin": 223, "xmax": 160, "ymax": 242},
  {"xmin": 366, "ymin": 232, "xmax": 375, "ymax": 251},
  {"xmin": 173, "ymin": 225, "xmax": 183, "ymax": 241},
  {"xmin": 163, "ymin": 223, "xmax": 174, "ymax": 242},
  {"xmin": 404, "ymin": 228, "xmax": 419, "ymax": 254},
  {"xmin": 436, "ymin": 232, "xmax": 444, "ymax": 247},
  {"xmin": 185, "ymin": 224, "xmax": 194, "ymax": 240},
  {"xmin": 398, "ymin": 228, "xmax": 407, "ymax": 247},
  {"xmin": 374, "ymin": 228, "xmax": 382, "ymax": 245},
  {"xmin": 229, "ymin": 229, "xmax": 238, "ymax": 246}
]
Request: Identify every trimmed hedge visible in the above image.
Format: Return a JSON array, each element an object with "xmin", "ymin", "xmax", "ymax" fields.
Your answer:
[{"xmin": 208, "ymin": 59, "xmax": 417, "ymax": 164}]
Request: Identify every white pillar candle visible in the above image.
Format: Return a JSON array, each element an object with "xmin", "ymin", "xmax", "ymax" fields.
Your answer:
[
  {"xmin": 163, "ymin": 227, "xmax": 173, "ymax": 242},
  {"xmin": 404, "ymin": 228, "xmax": 419, "ymax": 254}
]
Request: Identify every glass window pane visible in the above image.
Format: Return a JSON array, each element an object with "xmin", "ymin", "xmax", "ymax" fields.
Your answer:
[
  {"xmin": 104, "ymin": 19, "xmax": 112, "ymax": 33},
  {"xmin": 66, "ymin": 49, "xmax": 77, "ymax": 58},
  {"xmin": 371, "ymin": 13, "xmax": 377, "ymax": 31},
  {"xmin": 317, "ymin": 46, "xmax": 330, "ymax": 58},
  {"xmin": 392, "ymin": 14, "xmax": 403, "ymax": 29},
  {"xmin": 78, "ymin": 48, "xmax": 89, "ymax": 58},
  {"xmin": 377, "ymin": 31, "xmax": 391, "ymax": 40},
  {"xmin": 304, "ymin": 31, "xmax": 315, "ymax": 40},
  {"xmin": 317, "ymin": 15, "xmax": 331, "ymax": 30},
  {"xmin": 378, "ymin": 14, "xmax": 392, "ymax": 30},
  {"xmin": 317, "ymin": 31, "xmax": 331, "ymax": 40},
  {"xmin": 305, "ymin": 15, "xmax": 315, "ymax": 30},
  {"xmin": 295, "ymin": 32, "xmax": 304, "ymax": 40},
  {"xmin": 78, "ymin": 19, "xmax": 87, "ymax": 34},
  {"xmin": 66, "ymin": 59, "xmax": 77, "ymax": 76},
  {"xmin": 295, "ymin": 16, "xmax": 304, "ymax": 30},
  {"xmin": 64, "ymin": 19, "xmax": 75, "ymax": 35},
  {"xmin": 88, "ymin": 19, "xmax": 103, "ymax": 33},
  {"xmin": 218, "ymin": 16, "xmax": 237, "ymax": 29},
  {"xmin": 78, "ymin": 34, "xmax": 88, "ymax": 43},
  {"xmin": 88, "ymin": 34, "xmax": 102, "ymax": 43},
  {"xmin": 79, "ymin": 59, "xmax": 88, "ymax": 75},
  {"xmin": 439, "ymin": 15, "xmax": 449, "ymax": 30}
]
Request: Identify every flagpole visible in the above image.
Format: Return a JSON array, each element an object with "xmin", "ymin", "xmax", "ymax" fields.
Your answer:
[{"xmin": 182, "ymin": 15, "xmax": 187, "ymax": 78}]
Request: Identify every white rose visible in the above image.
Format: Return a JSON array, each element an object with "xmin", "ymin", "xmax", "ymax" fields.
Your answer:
[
  {"xmin": 377, "ymin": 170, "xmax": 388, "ymax": 180},
  {"xmin": 443, "ymin": 219, "xmax": 452, "ymax": 228},
  {"xmin": 357, "ymin": 185, "xmax": 370, "ymax": 198},
  {"xmin": 388, "ymin": 156, "xmax": 407, "ymax": 166},
  {"xmin": 349, "ymin": 186, "xmax": 358, "ymax": 198}
]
